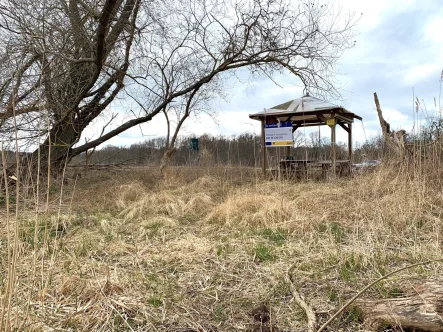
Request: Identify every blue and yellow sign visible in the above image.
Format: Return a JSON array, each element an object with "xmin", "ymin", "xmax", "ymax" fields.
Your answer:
[{"xmin": 264, "ymin": 122, "xmax": 293, "ymax": 147}]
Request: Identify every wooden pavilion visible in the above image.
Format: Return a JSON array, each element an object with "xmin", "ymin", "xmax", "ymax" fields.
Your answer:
[{"xmin": 249, "ymin": 95, "xmax": 362, "ymax": 176}]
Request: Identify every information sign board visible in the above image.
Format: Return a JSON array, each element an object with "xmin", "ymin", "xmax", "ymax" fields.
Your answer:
[{"xmin": 264, "ymin": 122, "xmax": 293, "ymax": 147}]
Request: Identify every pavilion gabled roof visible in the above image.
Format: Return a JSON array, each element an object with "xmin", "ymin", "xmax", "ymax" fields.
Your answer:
[{"xmin": 249, "ymin": 95, "xmax": 362, "ymax": 122}]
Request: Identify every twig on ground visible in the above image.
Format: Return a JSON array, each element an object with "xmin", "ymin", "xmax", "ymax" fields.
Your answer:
[{"xmin": 285, "ymin": 263, "xmax": 317, "ymax": 332}]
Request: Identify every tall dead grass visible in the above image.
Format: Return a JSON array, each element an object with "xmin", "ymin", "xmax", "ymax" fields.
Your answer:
[{"xmin": 0, "ymin": 155, "xmax": 442, "ymax": 330}]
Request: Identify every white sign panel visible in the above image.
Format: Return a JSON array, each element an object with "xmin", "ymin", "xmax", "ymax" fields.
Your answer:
[{"xmin": 265, "ymin": 122, "xmax": 293, "ymax": 147}]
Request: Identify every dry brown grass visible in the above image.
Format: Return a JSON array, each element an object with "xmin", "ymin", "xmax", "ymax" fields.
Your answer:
[{"xmin": 0, "ymin": 164, "xmax": 442, "ymax": 331}]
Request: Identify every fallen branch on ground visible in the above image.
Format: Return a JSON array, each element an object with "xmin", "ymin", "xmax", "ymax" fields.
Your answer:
[
  {"xmin": 354, "ymin": 278, "xmax": 443, "ymax": 331},
  {"xmin": 316, "ymin": 259, "xmax": 443, "ymax": 332},
  {"xmin": 285, "ymin": 264, "xmax": 317, "ymax": 332}
]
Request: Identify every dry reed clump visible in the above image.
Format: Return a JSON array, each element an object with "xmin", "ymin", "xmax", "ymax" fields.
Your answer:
[
  {"xmin": 59, "ymin": 275, "xmax": 88, "ymax": 298},
  {"xmin": 140, "ymin": 234, "xmax": 214, "ymax": 263},
  {"xmin": 340, "ymin": 168, "xmax": 443, "ymax": 236},
  {"xmin": 120, "ymin": 191, "xmax": 214, "ymax": 221},
  {"xmin": 181, "ymin": 175, "xmax": 220, "ymax": 191},
  {"xmin": 70, "ymin": 168, "xmax": 163, "ymax": 214},
  {"xmin": 119, "ymin": 177, "xmax": 217, "ymax": 222},
  {"xmin": 204, "ymin": 180, "xmax": 357, "ymax": 231},
  {"xmin": 36, "ymin": 275, "xmax": 144, "ymax": 331},
  {"xmin": 206, "ymin": 191, "xmax": 295, "ymax": 227},
  {"xmin": 202, "ymin": 166, "xmax": 443, "ymax": 246},
  {"xmin": 115, "ymin": 183, "xmax": 148, "ymax": 210},
  {"xmin": 139, "ymin": 215, "xmax": 178, "ymax": 229},
  {"xmin": 59, "ymin": 275, "xmax": 124, "ymax": 302}
]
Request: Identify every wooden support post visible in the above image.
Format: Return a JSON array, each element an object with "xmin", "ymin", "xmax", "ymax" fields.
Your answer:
[
  {"xmin": 330, "ymin": 114, "xmax": 336, "ymax": 175},
  {"xmin": 261, "ymin": 118, "xmax": 266, "ymax": 175},
  {"xmin": 285, "ymin": 145, "xmax": 291, "ymax": 157},
  {"xmin": 348, "ymin": 123, "xmax": 353, "ymax": 164}
]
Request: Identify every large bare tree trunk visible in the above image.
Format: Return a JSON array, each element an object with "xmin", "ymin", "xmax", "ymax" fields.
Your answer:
[
  {"xmin": 159, "ymin": 148, "xmax": 177, "ymax": 179},
  {"xmin": 4, "ymin": 122, "xmax": 79, "ymax": 182},
  {"xmin": 35, "ymin": 125, "xmax": 79, "ymax": 174}
]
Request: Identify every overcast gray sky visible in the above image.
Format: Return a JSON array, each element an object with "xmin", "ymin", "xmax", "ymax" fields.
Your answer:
[{"xmin": 82, "ymin": 0, "xmax": 443, "ymax": 147}]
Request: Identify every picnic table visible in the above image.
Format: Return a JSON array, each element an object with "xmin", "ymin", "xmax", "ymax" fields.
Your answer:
[{"xmin": 275, "ymin": 158, "xmax": 351, "ymax": 179}]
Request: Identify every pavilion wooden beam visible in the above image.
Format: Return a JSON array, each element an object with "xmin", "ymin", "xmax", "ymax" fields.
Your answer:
[
  {"xmin": 286, "ymin": 117, "xmax": 293, "ymax": 156},
  {"xmin": 338, "ymin": 122, "xmax": 350, "ymax": 133},
  {"xmin": 348, "ymin": 112, "xmax": 362, "ymax": 121},
  {"xmin": 292, "ymin": 124, "xmax": 301, "ymax": 132},
  {"xmin": 292, "ymin": 119, "xmax": 325, "ymax": 126},
  {"xmin": 348, "ymin": 123, "xmax": 353, "ymax": 164},
  {"xmin": 335, "ymin": 108, "xmax": 362, "ymax": 121},
  {"xmin": 338, "ymin": 121, "xmax": 353, "ymax": 170},
  {"xmin": 293, "ymin": 123, "xmax": 324, "ymax": 128},
  {"xmin": 330, "ymin": 113, "xmax": 336, "ymax": 175},
  {"xmin": 261, "ymin": 118, "xmax": 266, "ymax": 174},
  {"xmin": 335, "ymin": 113, "xmax": 354, "ymax": 124},
  {"xmin": 317, "ymin": 114, "xmax": 327, "ymax": 123}
]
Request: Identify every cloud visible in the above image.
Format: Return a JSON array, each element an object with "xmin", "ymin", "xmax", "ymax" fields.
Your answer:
[
  {"xmin": 424, "ymin": 10, "xmax": 443, "ymax": 45},
  {"xmin": 403, "ymin": 64, "xmax": 441, "ymax": 85}
]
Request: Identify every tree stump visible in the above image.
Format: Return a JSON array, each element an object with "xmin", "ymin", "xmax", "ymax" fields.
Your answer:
[{"xmin": 353, "ymin": 279, "xmax": 443, "ymax": 331}]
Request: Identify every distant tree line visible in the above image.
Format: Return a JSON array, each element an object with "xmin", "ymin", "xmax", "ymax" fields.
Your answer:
[
  {"xmin": 70, "ymin": 131, "xmax": 393, "ymax": 168},
  {"xmin": 6, "ymin": 117, "xmax": 440, "ymax": 169}
]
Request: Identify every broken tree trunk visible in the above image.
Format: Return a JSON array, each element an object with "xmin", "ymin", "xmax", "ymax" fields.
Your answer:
[
  {"xmin": 374, "ymin": 92, "xmax": 407, "ymax": 159},
  {"xmin": 353, "ymin": 279, "xmax": 443, "ymax": 331},
  {"xmin": 374, "ymin": 92, "xmax": 391, "ymax": 141}
]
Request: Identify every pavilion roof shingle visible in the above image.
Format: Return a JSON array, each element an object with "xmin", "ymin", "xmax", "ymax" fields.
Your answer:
[{"xmin": 249, "ymin": 95, "xmax": 362, "ymax": 122}]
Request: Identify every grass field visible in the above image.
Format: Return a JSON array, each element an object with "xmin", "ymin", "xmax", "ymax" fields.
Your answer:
[{"xmin": 1, "ymin": 165, "xmax": 442, "ymax": 331}]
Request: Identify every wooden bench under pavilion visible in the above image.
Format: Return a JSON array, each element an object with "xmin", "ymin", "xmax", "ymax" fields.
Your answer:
[{"xmin": 249, "ymin": 95, "xmax": 363, "ymax": 177}]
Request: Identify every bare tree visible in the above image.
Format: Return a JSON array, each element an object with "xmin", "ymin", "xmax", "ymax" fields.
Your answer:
[
  {"xmin": 0, "ymin": 0, "xmax": 141, "ymax": 173},
  {"xmin": 0, "ymin": 0, "xmax": 358, "ymax": 174},
  {"xmin": 159, "ymin": 87, "xmax": 220, "ymax": 175},
  {"xmin": 75, "ymin": 0, "xmax": 358, "ymax": 160}
]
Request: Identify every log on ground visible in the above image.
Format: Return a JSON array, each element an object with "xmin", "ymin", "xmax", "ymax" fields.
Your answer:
[{"xmin": 353, "ymin": 279, "xmax": 443, "ymax": 331}]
